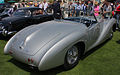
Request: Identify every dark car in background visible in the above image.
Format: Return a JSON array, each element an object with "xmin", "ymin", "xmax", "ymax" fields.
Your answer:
[
  {"xmin": 0, "ymin": 8, "xmax": 13, "ymax": 20},
  {"xmin": 0, "ymin": 7, "xmax": 54, "ymax": 36},
  {"xmin": 0, "ymin": 4, "xmax": 5, "ymax": 13}
]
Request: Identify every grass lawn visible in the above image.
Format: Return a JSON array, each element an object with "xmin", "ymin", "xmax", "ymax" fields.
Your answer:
[{"xmin": 0, "ymin": 31, "xmax": 120, "ymax": 75}]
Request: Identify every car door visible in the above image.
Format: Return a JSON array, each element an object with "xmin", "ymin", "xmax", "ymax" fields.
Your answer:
[
  {"xmin": 87, "ymin": 22, "xmax": 100, "ymax": 48},
  {"xmin": 11, "ymin": 17, "xmax": 31, "ymax": 31}
]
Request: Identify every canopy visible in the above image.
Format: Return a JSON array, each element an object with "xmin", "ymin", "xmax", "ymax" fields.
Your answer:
[{"xmin": 8, "ymin": 0, "xmax": 16, "ymax": 3}]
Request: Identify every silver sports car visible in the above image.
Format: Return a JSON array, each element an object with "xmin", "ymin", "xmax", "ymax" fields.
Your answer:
[{"xmin": 4, "ymin": 14, "xmax": 116, "ymax": 71}]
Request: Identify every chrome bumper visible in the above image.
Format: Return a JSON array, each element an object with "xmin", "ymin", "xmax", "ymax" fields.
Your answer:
[{"xmin": 0, "ymin": 29, "xmax": 17, "ymax": 36}]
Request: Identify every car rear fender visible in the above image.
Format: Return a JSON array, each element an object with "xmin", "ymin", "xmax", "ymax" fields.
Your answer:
[
  {"xmin": 38, "ymin": 31, "xmax": 86, "ymax": 71},
  {"xmin": 88, "ymin": 18, "xmax": 116, "ymax": 50}
]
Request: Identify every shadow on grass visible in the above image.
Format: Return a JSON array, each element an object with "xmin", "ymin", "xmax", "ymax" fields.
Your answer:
[
  {"xmin": 81, "ymin": 39, "xmax": 110, "ymax": 60},
  {"xmin": 8, "ymin": 39, "xmax": 111, "ymax": 75},
  {"xmin": 116, "ymin": 40, "xmax": 120, "ymax": 44},
  {"xmin": 0, "ymin": 34, "xmax": 12, "ymax": 41},
  {"xmin": 8, "ymin": 58, "xmax": 64, "ymax": 75}
]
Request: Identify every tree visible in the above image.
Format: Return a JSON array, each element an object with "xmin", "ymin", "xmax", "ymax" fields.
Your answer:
[{"xmin": 49, "ymin": 0, "xmax": 54, "ymax": 3}]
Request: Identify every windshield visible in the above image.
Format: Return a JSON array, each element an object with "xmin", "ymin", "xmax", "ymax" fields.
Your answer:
[
  {"xmin": 13, "ymin": 9, "xmax": 31, "ymax": 17},
  {"xmin": 63, "ymin": 10, "xmax": 98, "ymax": 22},
  {"xmin": 2, "ymin": 8, "xmax": 10, "ymax": 13},
  {"xmin": 63, "ymin": 10, "xmax": 101, "ymax": 27}
]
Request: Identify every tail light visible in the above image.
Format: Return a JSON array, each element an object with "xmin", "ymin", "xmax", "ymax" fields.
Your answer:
[
  {"xmin": 9, "ymin": 50, "xmax": 13, "ymax": 54},
  {"xmin": 28, "ymin": 58, "xmax": 30, "ymax": 62},
  {"xmin": 28, "ymin": 58, "xmax": 34, "ymax": 63},
  {"xmin": 31, "ymin": 59, "xmax": 34, "ymax": 63}
]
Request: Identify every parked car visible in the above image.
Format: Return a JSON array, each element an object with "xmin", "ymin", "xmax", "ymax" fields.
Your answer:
[
  {"xmin": 0, "ymin": 8, "xmax": 14, "ymax": 20},
  {"xmin": 0, "ymin": 7, "xmax": 54, "ymax": 36},
  {"xmin": 0, "ymin": 4, "xmax": 5, "ymax": 13},
  {"xmin": 4, "ymin": 13, "xmax": 116, "ymax": 71}
]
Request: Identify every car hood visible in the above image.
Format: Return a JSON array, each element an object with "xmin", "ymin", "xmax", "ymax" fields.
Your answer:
[
  {"xmin": 2, "ymin": 16, "xmax": 27, "ymax": 22},
  {"xmin": 5, "ymin": 20, "xmax": 86, "ymax": 55}
]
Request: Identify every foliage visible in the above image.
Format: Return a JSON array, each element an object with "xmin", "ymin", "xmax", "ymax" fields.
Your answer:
[{"xmin": 48, "ymin": 0, "xmax": 54, "ymax": 3}]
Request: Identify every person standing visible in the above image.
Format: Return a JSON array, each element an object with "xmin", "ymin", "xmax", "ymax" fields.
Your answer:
[
  {"xmin": 60, "ymin": 1, "xmax": 65, "ymax": 18},
  {"xmin": 39, "ymin": 1, "xmax": 43, "ymax": 9},
  {"xmin": 83, "ymin": 3, "xmax": 87, "ymax": 15},
  {"xmin": 8, "ymin": 3, "xmax": 14, "ymax": 16},
  {"xmin": 64, "ymin": 1, "xmax": 69, "ymax": 18},
  {"xmin": 87, "ymin": 1, "xmax": 93, "ymax": 16},
  {"xmin": 103, "ymin": 2, "xmax": 112, "ymax": 18},
  {"xmin": 79, "ymin": 2, "xmax": 84, "ymax": 16},
  {"xmin": 68, "ymin": 2, "xmax": 73, "ymax": 17},
  {"xmin": 71, "ymin": 2, "xmax": 77, "ymax": 16},
  {"xmin": 114, "ymin": 2, "xmax": 120, "ymax": 31},
  {"xmin": 52, "ymin": 0, "xmax": 61, "ymax": 19},
  {"xmin": 43, "ymin": 0, "xmax": 48, "ymax": 12},
  {"xmin": 76, "ymin": 2, "xmax": 80, "ymax": 17},
  {"xmin": 94, "ymin": 2, "xmax": 100, "ymax": 16}
]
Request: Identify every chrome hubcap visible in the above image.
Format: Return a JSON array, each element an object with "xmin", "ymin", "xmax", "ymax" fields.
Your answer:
[{"xmin": 67, "ymin": 46, "xmax": 78, "ymax": 65}]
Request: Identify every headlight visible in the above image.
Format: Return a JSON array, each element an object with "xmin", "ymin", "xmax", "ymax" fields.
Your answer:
[
  {"xmin": 0, "ymin": 23, "xmax": 4, "ymax": 30},
  {"xmin": 2, "ymin": 29, "xmax": 8, "ymax": 36}
]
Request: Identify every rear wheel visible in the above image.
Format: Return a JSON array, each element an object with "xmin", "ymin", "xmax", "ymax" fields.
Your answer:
[
  {"xmin": 64, "ymin": 45, "xmax": 80, "ymax": 70},
  {"xmin": 112, "ymin": 24, "xmax": 116, "ymax": 32}
]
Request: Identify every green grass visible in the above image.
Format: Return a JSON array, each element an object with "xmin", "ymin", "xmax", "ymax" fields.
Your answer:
[{"xmin": 0, "ymin": 31, "xmax": 120, "ymax": 75}]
